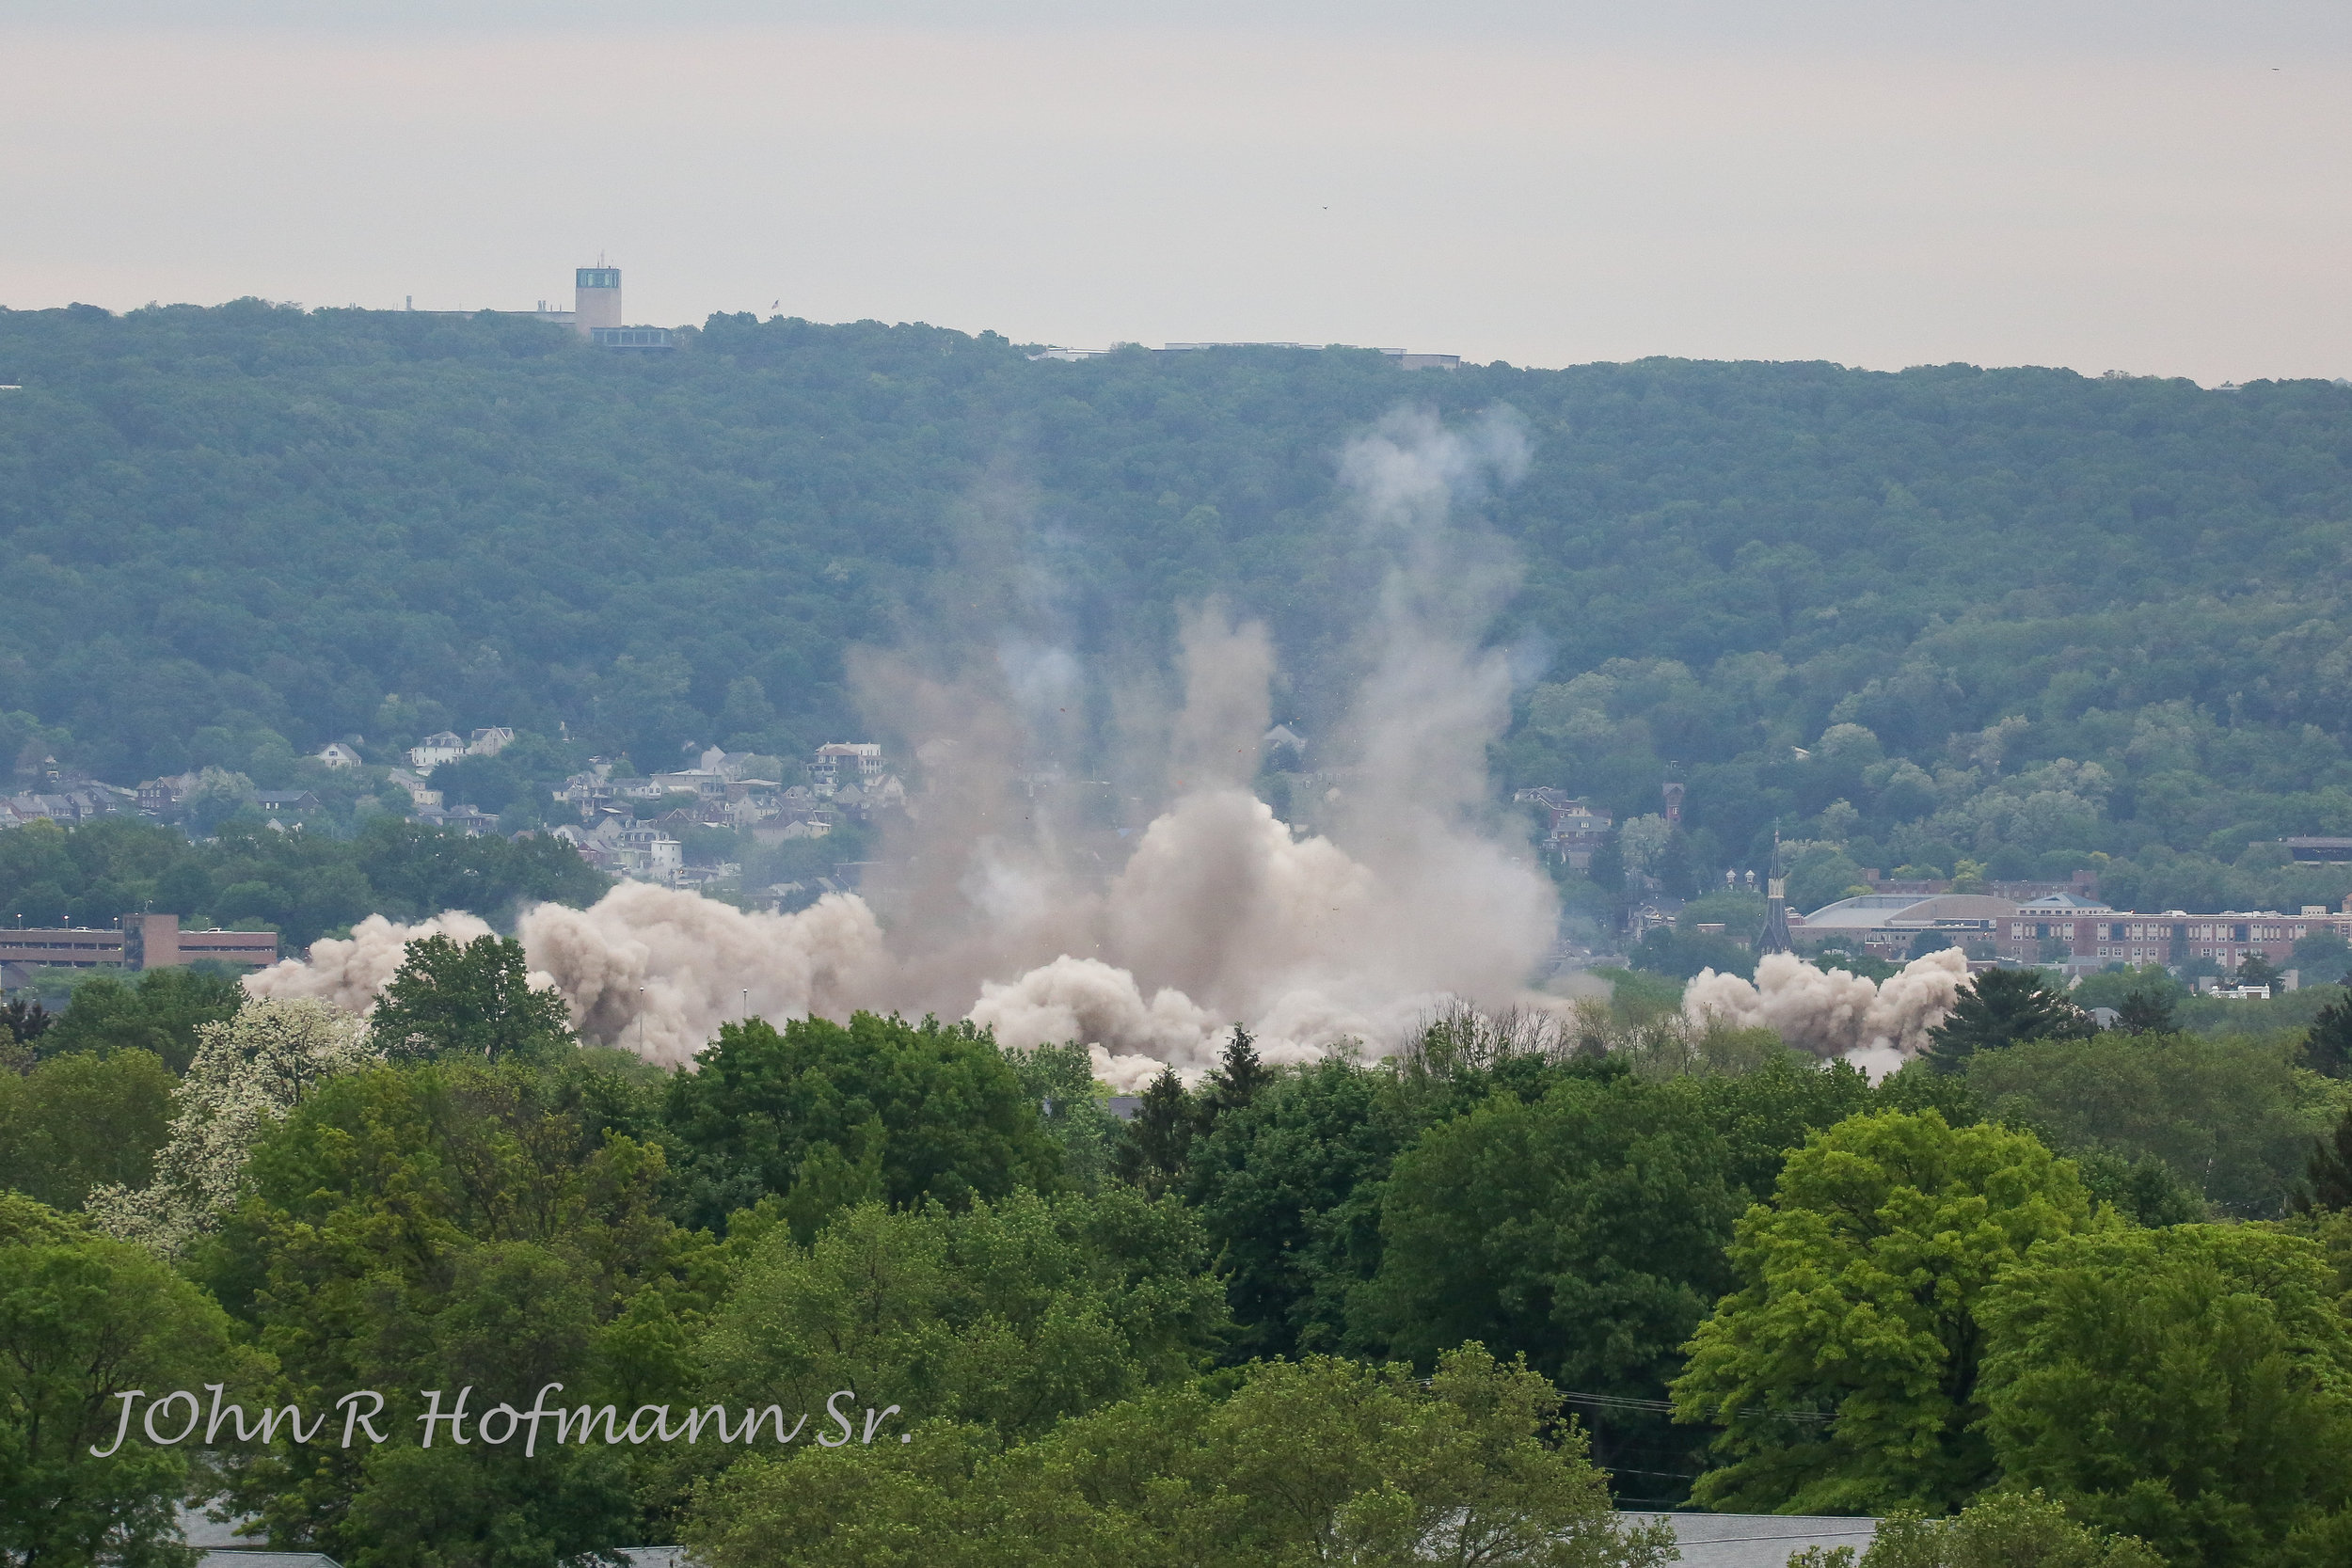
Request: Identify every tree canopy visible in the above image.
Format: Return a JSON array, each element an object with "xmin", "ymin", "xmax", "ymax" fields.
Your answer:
[
  {"xmin": 1978, "ymin": 1226, "xmax": 2352, "ymax": 1565},
  {"xmin": 1671, "ymin": 1108, "xmax": 2091, "ymax": 1514},
  {"xmin": 7, "ymin": 305, "xmax": 2352, "ymax": 898},
  {"xmin": 0, "ymin": 1195, "xmax": 256, "ymax": 1568},
  {"xmin": 686, "ymin": 1346, "xmax": 1677, "ymax": 1568},
  {"xmin": 0, "ymin": 815, "xmax": 606, "ymax": 954},
  {"xmin": 1927, "ymin": 968, "xmax": 2094, "ymax": 1069},
  {"xmin": 15, "ymin": 925, "xmax": 2352, "ymax": 1558},
  {"xmin": 369, "ymin": 932, "xmax": 574, "ymax": 1063},
  {"xmin": 662, "ymin": 1012, "xmax": 1064, "ymax": 1234}
]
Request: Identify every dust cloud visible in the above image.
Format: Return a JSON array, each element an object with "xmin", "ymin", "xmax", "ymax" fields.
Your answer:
[
  {"xmin": 247, "ymin": 407, "xmax": 1568, "ymax": 1084},
  {"xmin": 246, "ymin": 911, "xmax": 501, "ymax": 1014},
  {"xmin": 1682, "ymin": 947, "xmax": 1971, "ymax": 1076}
]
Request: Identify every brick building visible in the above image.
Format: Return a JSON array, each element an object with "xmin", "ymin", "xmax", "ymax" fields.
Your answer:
[{"xmin": 1794, "ymin": 890, "xmax": 2352, "ymax": 976}]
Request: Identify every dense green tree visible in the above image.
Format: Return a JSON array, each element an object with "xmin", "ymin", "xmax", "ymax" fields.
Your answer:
[
  {"xmin": 1978, "ymin": 1226, "xmax": 2352, "ymax": 1566},
  {"xmin": 2295, "ymin": 1107, "xmax": 2352, "ymax": 1214},
  {"xmin": 3, "ymin": 996, "xmax": 53, "ymax": 1046},
  {"xmin": 1629, "ymin": 923, "xmax": 1754, "ymax": 981},
  {"xmin": 1810, "ymin": 948, "xmax": 1900, "ymax": 982},
  {"xmin": 1356, "ymin": 1054, "xmax": 1880, "ymax": 1494},
  {"xmin": 2073, "ymin": 1148, "xmax": 2206, "ymax": 1227},
  {"xmin": 1927, "ymin": 968, "xmax": 2094, "ymax": 1069},
  {"xmin": 36, "ymin": 965, "xmax": 245, "ymax": 1073},
  {"xmin": 1184, "ymin": 1055, "xmax": 1406, "ymax": 1361},
  {"xmin": 662, "ymin": 1012, "xmax": 1062, "ymax": 1233},
  {"xmin": 1001, "ymin": 1041, "xmax": 1127, "ymax": 1194},
  {"xmin": 1584, "ymin": 828, "xmax": 1629, "ymax": 926},
  {"xmin": 701, "ymin": 1188, "xmax": 1228, "ymax": 1445},
  {"xmin": 685, "ymin": 1346, "xmax": 1677, "ymax": 1568},
  {"xmin": 425, "ymin": 753, "xmax": 532, "ymax": 817},
  {"xmin": 0, "ymin": 816, "xmax": 607, "ymax": 954},
  {"xmin": 0, "ymin": 1194, "xmax": 258, "ymax": 1568},
  {"xmin": 2300, "ymin": 995, "xmax": 2352, "ymax": 1078},
  {"xmin": 1965, "ymin": 1031, "xmax": 2334, "ymax": 1217},
  {"xmin": 1110, "ymin": 1066, "xmax": 1200, "ymax": 1199},
  {"xmin": 192, "ymin": 1054, "xmax": 707, "ymax": 1562},
  {"xmin": 1198, "ymin": 1024, "xmax": 1268, "ymax": 1124},
  {"xmin": 0, "ymin": 1048, "xmax": 177, "ymax": 1210},
  {"xmin": 1671, "ymin": 1109, "xmax": 2090, "ymax": 1515},
  {"xmin": 1354, "ymin": 1073, "xmax": 1742, "ymax": 1488},
  {"xmin": 369, "ymin": 933, "xmax": 574, "ymax": 1063},
  {"xmin": 2291, "ymin": 926, "xmax": 2352, "ymax": 982},
  {"xmin": 2115, "ymin": 989, "xmax": 2178, "ymax": 1035},
  {"xmin": 1836, "ymin": 1490, "xmax": 2164, "ymax": 1568},
  {"xmin": 2070, "ymin": 965, "xmax": 2182, "ymax": 1018}
]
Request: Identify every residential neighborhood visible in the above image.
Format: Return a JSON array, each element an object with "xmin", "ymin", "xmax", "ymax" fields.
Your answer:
[{"xmin": 3, "ymin": 728, "xmax": 910, "ymax": 907}]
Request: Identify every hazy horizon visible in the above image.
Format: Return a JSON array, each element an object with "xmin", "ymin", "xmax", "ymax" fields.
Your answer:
[{"xmin": 4, "ymin": 0, "xmax": 2347, "ymax": 385}]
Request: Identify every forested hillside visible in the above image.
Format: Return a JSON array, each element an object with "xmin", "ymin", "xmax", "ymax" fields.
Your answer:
[{"xmin": 5, "ymin": 301, "xmax": 2352, "ymax": 907}]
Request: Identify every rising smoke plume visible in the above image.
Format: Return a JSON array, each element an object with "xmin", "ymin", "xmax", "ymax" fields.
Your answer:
[
  {"xmin": 246, "ymin": 407, "xmax": 1567, "ymax": 1085},
  {"xmin": 1681, "ymin": 947, "xmax": 1970, "ymax": 1077}
]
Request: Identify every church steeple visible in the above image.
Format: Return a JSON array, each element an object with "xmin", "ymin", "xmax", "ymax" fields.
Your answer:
[{"xmin": 1756, "ymin": 829, "xmax": 1793, "ymax": 956}]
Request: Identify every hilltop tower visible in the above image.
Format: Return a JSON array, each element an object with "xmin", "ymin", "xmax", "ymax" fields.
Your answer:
[{"xmin": 575, "ymin": 265, "xmax": 623, "ymax": 339}]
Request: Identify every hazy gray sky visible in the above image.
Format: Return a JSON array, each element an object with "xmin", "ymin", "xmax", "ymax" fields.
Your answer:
[{"xmin": 6, "ymin": 1, "xmax": 2345, "ymax": 382}]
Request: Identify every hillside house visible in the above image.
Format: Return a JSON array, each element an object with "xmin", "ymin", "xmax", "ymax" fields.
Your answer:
[
  {"xmin": 1514, "ymin": 788, "xmax": 1613, "ymax": 869},
  {"xmin": 614, "ymin": 826, "xmax": 683, "ymax": 881},
  {"xmin": 405, "ymin": 732, "xmax": 467, "ymax": 772},
  {"xmin": 813, "ymin": 742, "xmax": 883, "ymax": 796}
]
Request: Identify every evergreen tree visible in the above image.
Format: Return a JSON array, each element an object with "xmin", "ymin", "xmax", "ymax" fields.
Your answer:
[
  {"xmin": 1200, "ymin": 1024, "xmax": 1267, "ymax": 1124},
  {"xmin": 2303, "ymin": 996, "xmax": 2352, "ymax": 1079},
  {"xmin": 2, "ymin": 998, "xmax": 51, "ymax": 1046},
  {"xmin": 2114, "ymin": 988, "xmax": 2176, "ymax": 1035},
  {"xmin": 1926, "ymin": 967, "xmax": 2092, "ymax": 1071},
  {"xmin": 1114, "ymin": 1066, "xmax": 1200, "ymax": 1198},
  {"xmin": 2296, "ymin": 1107, "xmax": 2352, "ymax": 1214},
  {"xmin": 2237, "ymin": 952, "xmax": 2282, "ymax": 988}
]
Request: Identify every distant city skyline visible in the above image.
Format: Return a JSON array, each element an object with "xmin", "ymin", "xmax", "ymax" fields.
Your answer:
[{"xmin": 4, "ymin": 0, "xmax": 2347, "ymax": 386}]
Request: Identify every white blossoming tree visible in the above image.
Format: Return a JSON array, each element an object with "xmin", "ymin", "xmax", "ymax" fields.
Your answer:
[{"xmin": 87, "ymin": 995, "xmax": 378, "ymax": 1259}]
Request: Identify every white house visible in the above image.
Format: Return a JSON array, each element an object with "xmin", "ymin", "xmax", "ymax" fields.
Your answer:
[
  {"xmin": 405, "ymin": 731, "xmax": 467, "ymax": 773},
  {"xmin": 615, "ymin": 826, "xmax": 683, "ymax": 881},
  {"xmin": 315, "ymin": 743, "xmax": 364, "ymax": 769}
]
